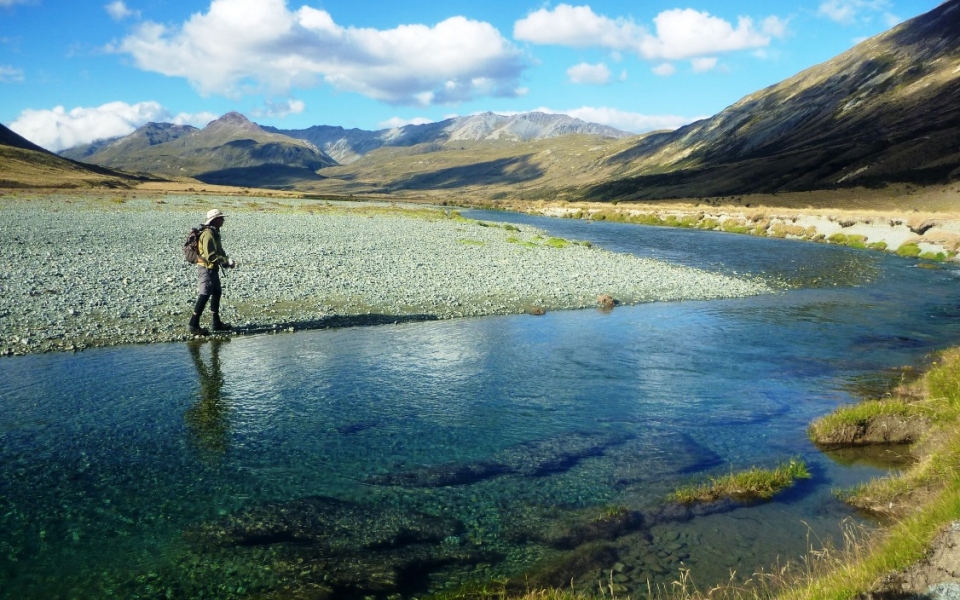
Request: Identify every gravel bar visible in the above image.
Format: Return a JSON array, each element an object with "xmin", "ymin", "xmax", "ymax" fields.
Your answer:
[{"xmin": 0, "ymin": 194, "xmax": 774, "ymax": 356}]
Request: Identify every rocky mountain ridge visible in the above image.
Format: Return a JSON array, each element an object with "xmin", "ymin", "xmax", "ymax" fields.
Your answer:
[
  {"xmin": 60, "ymin": 112, "xmax": 337, "ymax": 188},
  {"xmin": 264, "ymin": 111, "xmax": 633, "ymax": 164}
]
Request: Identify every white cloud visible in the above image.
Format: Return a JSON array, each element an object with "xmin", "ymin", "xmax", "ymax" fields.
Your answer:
[
  {"xmin": 109, "ymin": 0, "xmax": 526, "ymax": 106},
  {"xmin": 6, "ymin": 101, "xmax": 216, "ymax": 152},
  {"xmin": 105, "ymin": 1, "xmax": 140, "ymax": 21},
  {"xmin": 0, "ymin": 0, "xmax": 30, "ymax": 6},
  {"xmin": 0, "ymin": 65, "xmax": 24, "ymax": 82},
  {"xmin": 566, "ymin": 62, "xmax": 611, "ymax": 85},
  {"xmin": 378, "ymin": 116, "xmax": 433, "ymax": 129},
  {"xmin": 535, "ymin": 106, "xmax": 702, "ymax": 134},
  {"xmin": 817, "ymin": 0, "xmax": 893, "ymax": 25},
  {"xmin": 514, "ymin": 5, "xmax": 645, "ymax": 49},
  {"xmin": 514, "ymin": 4, "xmax": 785, "ymax": 61},
  {"xmin": 691, "ymin": 57, "xmax": 719, "ymax": 73},
  {"xmin": 643, "ymin": 9, "xmax": 781, "ymax": 60},
  {"xmin": 652, "ymin": 63, "xmax": 676, "ymax": 76},
  {"xmin": 251, "ymin": 98, "xmax": 305, "ymax": 118}
]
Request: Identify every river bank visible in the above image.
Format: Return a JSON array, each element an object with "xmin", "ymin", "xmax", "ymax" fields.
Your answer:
[
  {"xmin": 0, "ymin": 192, "xmax": 771, "ymax": 357},
  {"xmin": 489, "ymin": 194, "xmax": 960, "ymax": 263}
]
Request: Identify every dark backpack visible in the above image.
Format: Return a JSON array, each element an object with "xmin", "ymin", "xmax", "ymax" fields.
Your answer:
[{"xmin": 182, "ymin": 225, "xmax": 206, "ymax": 264}]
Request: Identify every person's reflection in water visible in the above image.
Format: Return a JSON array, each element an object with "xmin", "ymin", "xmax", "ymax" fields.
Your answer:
[{"xmin": 185, "ymin": 338, "xmax": 230, "ymax": 460}]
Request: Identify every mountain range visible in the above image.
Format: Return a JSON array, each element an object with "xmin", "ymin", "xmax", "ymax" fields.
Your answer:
[
  {"xmin": 4, "ymin": 0, "xmax": 959, "ymax": 200},
  {"xmin": 55, "ymin": 111, "xmax": 632, "ymax": 190},
  {"xmin": 264, "ymin": 112, "xmax": 634, "ymax": 165}
]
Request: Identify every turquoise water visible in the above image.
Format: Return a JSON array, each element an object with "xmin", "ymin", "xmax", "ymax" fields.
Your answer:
[{"xmin": 3, "ymin": 213, "xmax": 960, "ymax": 598}]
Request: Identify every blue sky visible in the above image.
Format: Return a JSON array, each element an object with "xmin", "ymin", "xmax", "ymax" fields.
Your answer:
[{"xmin": 0, "ymin": 0, "xmax": 944, "ymax": 152}]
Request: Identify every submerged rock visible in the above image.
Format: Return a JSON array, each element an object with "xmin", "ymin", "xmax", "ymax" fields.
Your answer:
[
  {"xmin": 367, "ymin": 431, "xmax": 630, "ymax": 487},
  {"xmin": 180, "ymin": 495, "xmax": 500, "ymax": 598},
  {"xmin": 184, "ymin": 495, "xmax": 462, "ymax": 551},
  {"xmin": 538, "ymin": 508, "xmax": 646, "ymax": 550}
]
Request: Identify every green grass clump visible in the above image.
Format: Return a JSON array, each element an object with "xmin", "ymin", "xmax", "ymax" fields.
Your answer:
[
  {"xmin": 808, "ymin": 398, "xmax": 925, "ymax": 441},
  {"xmin": 867, "ymin": 241, "xmax": 888, "ymax": 250},
  {"xmin": 458, "ymin": 239, "xmax": 485, "ymax": 246},
  {"xmin": 669, "ymin": 458, "xmax": 811, "ymax": 504},
  {"xmin": 506, "ymin": 236, "xmax": 538, "ymax": 248},
  {"xmin": 545, "ymin": 237, "xmax": 570, "ymax": 249},
  {"xmin": 827, "ymin": 233, "xmax": 868, "ymax": 248},
  {"xmin": 629, "ymin": 213, "xmax": 664, "ymax": 226},
  {"xmin": 698, "ymin": 217, "xmax": 720, "ymax": 230},
  {"xmin": 828, "ymin": 233, "xmax": 848, "ymax": 244},
  {"xmin": 897, "ymin": 242, "xmax": 921, "ymax": 257},
  {"xmin": 721, "ymin": 219, "xmax": 752, "ymax": 234},
  {"xmin": 827, "ymin": 233, "xmax": 867, "ymax": 248},
  {"xmin": 920, "ymin": 251, "xmax": 947, "ymax": 261}
]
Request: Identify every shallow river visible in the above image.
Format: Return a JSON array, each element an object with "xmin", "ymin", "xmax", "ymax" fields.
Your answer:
[{"xmin": 3, "ymin": 211, "xmax": 960, "ymax": 599}]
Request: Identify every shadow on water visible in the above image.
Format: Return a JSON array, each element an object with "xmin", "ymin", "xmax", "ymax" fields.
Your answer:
[{"xmin": 231, "ymin": 312, "xmax": 440, "ymax": 336}]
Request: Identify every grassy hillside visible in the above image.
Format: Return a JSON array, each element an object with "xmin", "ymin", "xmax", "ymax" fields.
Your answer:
[{"xmin": 0, "ymin": 122, "xmax": 151, "ymax": 189}]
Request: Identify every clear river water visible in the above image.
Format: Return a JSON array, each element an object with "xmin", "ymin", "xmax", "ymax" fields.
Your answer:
[{"xmin": 3, "ymin": 210, "xmax": 960, "ymax": 599}]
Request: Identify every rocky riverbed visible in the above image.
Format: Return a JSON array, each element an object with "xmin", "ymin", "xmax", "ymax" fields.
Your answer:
[{"xmin": 0, "ymin": 193, "xmax": 773, "ymax": 356}]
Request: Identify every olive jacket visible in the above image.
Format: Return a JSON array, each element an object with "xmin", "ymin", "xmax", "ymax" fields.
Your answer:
[{"xmin": 197, "ymin": 226, "xmax": 229, "ymax": 270}]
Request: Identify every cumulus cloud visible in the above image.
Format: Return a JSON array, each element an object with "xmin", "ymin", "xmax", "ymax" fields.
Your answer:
[
  {"xmin": 535, "ymin": 106, "xmax": 701, "ymax": 134},
  {"xmin": 566, "ymin": 62, "xmax": 611, "ymax": 85},
  {"xmin": 251, "ymin": 98, "xmax": 305, "ymax": 118},
  {"xmin": 0, "ymin": 64, "xmax": 24, "ymax": 82},
  {"xmin": 514, "ymin": 4, "xmax": 786, "ymax": 62},
  {"xmin": 6, "ymin": 101, "xmax": 217, "ymax": 152},
  {"xmin": 817, "ymin": 0, "xmax": 895, "ymax": 26},
  {"xmin": 514, "ymin": 5, "xmax": 644, "ymax": 49},
  {"xmin": 105, "ymin": 1, "xmax": 140, "ymax": 21},
  {"xmin": 108, "ymin": 0, "xmax": 526, "ymax": 106}
]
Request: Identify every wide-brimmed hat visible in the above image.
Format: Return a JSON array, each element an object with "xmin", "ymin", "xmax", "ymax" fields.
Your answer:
[{"xmin": 204, "ymin": 208, "xmax": 226, "ymax": 225}]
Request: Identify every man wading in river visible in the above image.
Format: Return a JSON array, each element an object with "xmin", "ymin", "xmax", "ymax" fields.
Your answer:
[{"xmin": 189, "ymin": 209, "xmax": 236, "ymax": 336}]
